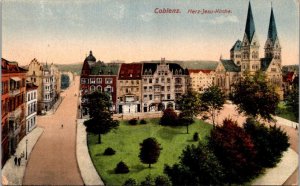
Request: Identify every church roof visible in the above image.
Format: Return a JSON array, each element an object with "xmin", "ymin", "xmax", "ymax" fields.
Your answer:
[
  {"xmin": 260, "ymin": 58, "xmax": 273, "ymax": 71},
  {"xmin": 177, "ymin": 60, "xmax": 219, "ymax": 70},
  {"xmin": 267, "ymin": 7, "xmax": 278, "ymax": 43},
  {"xmin": 90, "ymin": 61, "xmax": 120, "ymax": 75},
  {"xmin": 245, "ymin": 2, "xmax": 256, "ymax": 43},
  {"xmin": 230, "ymin": 40, "xmax": 242, "ymax": 51},
  {"xmin": 220, "ymin": 60, "xmax": 240, "ymax": 72}
]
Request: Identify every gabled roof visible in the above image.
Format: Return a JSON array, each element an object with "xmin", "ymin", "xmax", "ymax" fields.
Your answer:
[
  {"xmin": 260, "ymin": 58, "xmax": 273, "ymax": 71},
  {"xmin": 90, "ymin": 61, "xmax": 120, "ymax": 75},
  {"xmin": 169, "ymin": 63, "xmax": 188, "ymax": 75},
  {"xmin": 26, "ymin": 81, "xmax": 38, "ymax": 90},
  {"xmin": 267, "ymin": 7, "xmax": 278, "ymax": 43},
  {"xmin": 84, "ymin": 51, "xmax": 96, "ymax": 62},
  {"xmin": 220, "ymin": 60, "xmax": 240, "ymax": 72},
  {"xmin": 230, "ymin": 40, "xmax": 242, "ymax": 51},
  {"xmin": 245, "ymin": 1, "xmax": 256, "ymax": 43},
  {"xmin": 142, "ymin": 63, "xmax": 158, "ymax": 75},
  {"xmin": 119, "ymin": 63, "xmax": 142, "ymax": 80},
  {"xmin": 188, "ymin": 69, "xmax": 214, "ymax": 74}
]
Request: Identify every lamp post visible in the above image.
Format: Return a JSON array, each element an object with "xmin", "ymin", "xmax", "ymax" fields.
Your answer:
[{"xmin": 25, "ymin": 139, "xmax": 28, "ymax": 160}]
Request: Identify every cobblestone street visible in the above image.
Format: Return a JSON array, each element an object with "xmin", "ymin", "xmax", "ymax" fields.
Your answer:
[{"xmin": 23, "ymin": 77, "xmax": 83, "ymax": 185}]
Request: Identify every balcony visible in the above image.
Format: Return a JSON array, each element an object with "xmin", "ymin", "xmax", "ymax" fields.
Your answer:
[{"xmin": 9, "ymin": 89, "xmax": 20, "ymax": 97}]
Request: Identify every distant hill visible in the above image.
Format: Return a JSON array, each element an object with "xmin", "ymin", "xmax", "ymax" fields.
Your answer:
[{"xmin": 56, "ymin": 63, "xmax": 82, "ymax": 75}]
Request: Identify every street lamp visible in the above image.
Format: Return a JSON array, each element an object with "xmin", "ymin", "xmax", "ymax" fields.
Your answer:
[{"xmin": 25, "ymin": 139, "xmax": 28, "ymax": 160}]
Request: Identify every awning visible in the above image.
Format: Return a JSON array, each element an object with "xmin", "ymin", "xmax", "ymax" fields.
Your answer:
[{"xmin": 10, "ymin": 77, "xmax": 21, "ymax": 81}]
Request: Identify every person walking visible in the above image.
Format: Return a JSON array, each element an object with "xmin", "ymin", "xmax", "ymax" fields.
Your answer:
[
  {"xmin": 14, "ymin": 156, "xmax": 17, "ymax": 165},
  {"xmin": 17, "ymin": 157, "xmax": 21, "ymax": 166},
  {"xmin": 61, "ymin": 124, "xmax": 63, "ymax": 128}
]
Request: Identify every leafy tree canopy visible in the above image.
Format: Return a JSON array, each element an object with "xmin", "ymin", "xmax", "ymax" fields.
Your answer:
[{"xmin": 139, "ymin": 137, "xmax": 162, "ymax": 168}]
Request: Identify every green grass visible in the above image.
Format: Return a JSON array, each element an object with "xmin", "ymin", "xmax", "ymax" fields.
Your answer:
[
  {"xmin": 87, "ymin": 118, "xmax": 213, "ymax": 186},
  {"xmin": 276, "ymin": 102, "xmax": 297, "ymax": 122}
]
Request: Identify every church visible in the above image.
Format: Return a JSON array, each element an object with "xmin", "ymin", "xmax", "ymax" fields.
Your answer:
[{"xmin": 217, "ymin": 2, "xmax": 283, "ymax": 98}]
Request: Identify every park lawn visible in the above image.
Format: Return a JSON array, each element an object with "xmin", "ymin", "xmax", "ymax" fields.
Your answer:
[
  {"xmin": 87, "ymin": 118, "xmax": 213, "ymax": 186},
  {"xmin": 276, "ymin": 102, "xmax": 297, "ymax": 122}
]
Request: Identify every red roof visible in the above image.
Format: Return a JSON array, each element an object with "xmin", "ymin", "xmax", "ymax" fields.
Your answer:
[
  {"xmin": 283, "ymin": 72, "xmax": 295, "ymax": 82},
  {"xmin": 2, "ymin": 58, "xmax": 28, "ymax": 74},
  {"xmin": 118, "ymin": 63, "xmax": 142, "ymax": 80},
  {"xmin": 188, "ymin": 69, "xmax": 213, "ymax": 74}
]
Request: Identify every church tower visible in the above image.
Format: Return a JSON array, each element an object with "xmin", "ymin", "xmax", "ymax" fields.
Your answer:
[
  {"xmin": 264, "ymin": 6, "xmax": 281, "ymax": 66},
  {"xmin": 241, "ymin": 2, "xmax": 260, "ymax": 73}
]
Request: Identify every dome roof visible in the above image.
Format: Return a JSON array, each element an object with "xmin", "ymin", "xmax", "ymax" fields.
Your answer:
[{"xmin": 84, "ymin": 51, "xmax": 96, "ymax": 62}]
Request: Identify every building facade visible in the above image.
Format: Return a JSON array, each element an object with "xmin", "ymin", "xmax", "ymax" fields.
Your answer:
[
  {"xmin": 117, "ymin": 63, "xmax": 142, "ymax": 114},
  {"xmin": 1, "ymin": 58, "xmax": 27, "ymax": 167},
  {"xmin": 26, "ymin": 58, "xmax": 59, "ymax": 113},
  {"xmin": 26, "ymin": 82, "xmax": 38, "ymax": 134},
  {"xmin": 141, "ymin": 59, "xmax": 189, "ymax": 112}
]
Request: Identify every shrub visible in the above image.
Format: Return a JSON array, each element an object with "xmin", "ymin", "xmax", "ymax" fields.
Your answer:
[
  {"xmin": 103, "ymin": 147, "xmax": 116, "ymax": 155},
  {"xmin": 129, "ymin": 118, "xmax": 138, "ymax": 125},
  {"xmin": 140, "ymin": 119, "xmax": 147, "ymax": 124},
  {"xmin": 155, "ymin": 175, "xmax": 171, "ymax": 186},
  {"xmin": 159, "ymin": 108, "xmax": 178, "ymax": 126},
  {"xmin": 140, "ymin": 175, "xmax": 153, "ymax": 186},
  {"xmin": 115, "ymin": 161, "xmax": 129, "ymax": 174},
  {"xmin": 193, "ymin": 132, "xmax": 199, "ymax": 141},
  {"xmin": 123, "ymin": 178, "xmax": 137, "ymax": 186}
]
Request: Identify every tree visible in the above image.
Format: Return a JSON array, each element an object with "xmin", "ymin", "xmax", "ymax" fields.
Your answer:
[
  {"xmin": 83, "ymin": 91, "xmax": 119, "ymax": 144},
  {"xmin": 123, "ymin": 178, "xmax": 137, "ymax": 186},
  {"xmin": 231, "ymin": 71, "xmax": 280, "ymax": 121},
  {"xmin": 139, "ymin": 138, "xmax": 162, "ymax": 168},
  {"xmin": 159, "ymin": 108, "xmax": 178, "ymax": 126},
  {"xmin": 154, "ymin": 175, "xmax": 171, "ymax": 186},
  {"xmin": 208, "ymin": 118, "xmax": 260, "ymax": 184},
  {"xmin": 176, "ymin": 90, "xmax": 202, "ymax": 133},
  {"xmin": 61, "ymin": 74, "xmax": 70, "ymax": 89},
  {"xmin": 286, "ymin": 83, "xmax": 299, "ymax": 121},
  {"xmin": 164, "ymin": 142, "xmax": 224, "ymax": 186},
  {"xmin": 244, "ymin": 118, "xmax": 290, "ymax": 168},
  {"xmin": 115, "ymin": 161, "xmax": 129, "ymax": 174},
  {"xmin": 140, "ymin": 175, "xmax": 154, "ymax": 186},
  {"xmin": 201, "ymin": 85, "xmax": 225, "ymax": 127}
]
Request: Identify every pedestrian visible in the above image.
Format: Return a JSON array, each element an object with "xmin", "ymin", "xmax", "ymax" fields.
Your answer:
[
  {"xmin": 17, "ymin": 157, "xmax": 21, "ymax": 166},
  {"xmin": 61, "ymin": 124, "xmax": 63, "ymax": 128},
  {"xmin": 14, "ymin": 156, "xmax": 17, "ymax": 165}
]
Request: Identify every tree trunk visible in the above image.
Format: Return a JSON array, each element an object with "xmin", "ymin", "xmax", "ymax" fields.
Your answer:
[
  {"xmin": 98, "ymin": 134, "xmax": 102, "ymax": 144},
  {"xmin": 149, "ymin": 164, "xmax": 151, "ymax": 168}
]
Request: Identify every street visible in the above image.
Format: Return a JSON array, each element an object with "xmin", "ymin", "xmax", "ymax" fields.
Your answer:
[{"xmin": 23, "ymin": 76, "xmax": 83, "ymax": 185}]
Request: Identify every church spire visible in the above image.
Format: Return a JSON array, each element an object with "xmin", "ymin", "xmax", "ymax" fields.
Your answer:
[
  {"xmin": 245, "ymin": 1, "xmax": 256, "ymax": 42},
  {"xmin": 267, "ymin": 6, "xmax": 278, "ymax": 43}
]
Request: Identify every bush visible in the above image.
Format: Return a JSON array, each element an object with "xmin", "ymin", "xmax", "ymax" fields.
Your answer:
[
  {"xmin": 155, "ymin": 175, "xmax": 171, "ymax": 186},
  {"xmin": 193, "ymin": 132, "xmax": 199, "ymax": 141},
  {"xmin": 123, "ymin": 178, "xmax": 137, "ymax": 186},
  {"xmin": 140, "ymin": 119, "xmax": 147, "ymax": 124},
  {"xmin": 103, "ymin": 147, "xmax": 116, "ymax": 155},
  {"xmin": 140, "ymin": 175, "xmax": 153, "ymax": 186},
  {"xmin": 114, "ymin": 161, "xmax": 129, "ymax": 174},
  {"xmin": 159, "ymin": 108, "xmax": 178, "ymax": 126},
  {"xmin": 129, "ymin": 118, "xmax": 138, "ymax": 125}
]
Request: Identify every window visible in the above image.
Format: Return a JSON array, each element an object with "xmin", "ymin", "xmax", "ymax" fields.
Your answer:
[
  {"xmin": 156, "ymin": 78, "xmax": 159, "ymax": 83},
  {"xmin": 149, "ymin": 79, "xmax": 152, "ymax": 83},
  {"xmin": 105, "ymin": 78, "xmax": 113, "ymax": 84},
  {"xmin": 90, "ymin": 78, "xmax": 95, "ymax": 84},
  {"xmin": 161, "ymin": 78, "xmax": 165, "ymax": 83},
  {"xmin": 167, "ymin": 86, "xmax": 170, "ymax": 91},
  {"xmin": 144, "ymin": 79, "xmax": 147, "ymax": 83},
  {"xmin": 136, "ymin": 80, "xmax": 139, "ymax": 85},
  {"xmin": 90, "ymin": 85, "xmax": 95, "ymax": 92},
  {"xmin": 96, "ymin": 78, "xmax": 102, "ymax": 84},
  {"xmin": 167, "ymin": 94, "xmax": 171, "ymax": 99},
  {"xmin": 144, "ymin": 95, "xmax": 147, "ymax": 99},
  {"xmin": 149, "ymin": 95, "xmax": 153, "ymax": 100},
  {"xmin": 167, "ymin": 78, "xmax": 171, "ymax": 83},
  {"xmin": 131, "ymin": 80, "xmax": 134, "ymax": 85},
  {"xmin": 144, "ymin": 86, "xmax": 147, "ymax": 91},
  {"xmin": 105, "ymin": 86, "xmax": 112, "ymax": 92},
  {"xmin": 97, "ymin": 86, "xmax": 102, "ymax": 92}
]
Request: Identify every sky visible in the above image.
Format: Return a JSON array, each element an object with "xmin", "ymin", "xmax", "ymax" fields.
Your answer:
[{"xmin": 2, "ymin": 0, "xmax": 299, "ymax": 65}]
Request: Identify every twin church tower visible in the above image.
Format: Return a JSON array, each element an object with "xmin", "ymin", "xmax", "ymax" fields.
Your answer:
[{"xmin": 229, "ymin": 1, "xmax": 282, "ymax": 83}]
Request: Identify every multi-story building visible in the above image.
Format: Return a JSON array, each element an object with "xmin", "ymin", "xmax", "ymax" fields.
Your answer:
[
  {"xmin": 141, "ymin": 58, "xmax": 189, "ymax": 112},
  {"xmin": 25, "ymin": 81, "xmax": 38, "ymax": 134},
  {"xmin": 117, "ymin": 63, "xmax": 142, "ymax": 113},
  {"xmin": 26, "ymin": 58, "xmax": 59, "ymax": 113},
  {"xmin": 80, "ymin": 52, "xmax": 120, "ymax": 114},
  {"xmin": 189, "ymin": 69, "xmax": 215, "ymax": 93},
  {"xmin": 1, "ymin": 58, "xmax": 27, "ymax": 167},
  {"xmin": 50, "ymin": 63, "xmax": 61, "ymax": 102},
  {"xmin": 219, "ymin": 2, "xmax": 283, "ymax": 98}
]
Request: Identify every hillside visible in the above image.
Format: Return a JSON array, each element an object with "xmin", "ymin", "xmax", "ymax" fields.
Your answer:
[{"xmin": 56, "ymin": 63, "xmax": 82, "ymax": 75}]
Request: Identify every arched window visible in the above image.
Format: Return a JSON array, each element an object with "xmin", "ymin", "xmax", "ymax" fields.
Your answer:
[
  {"xmin": 90, "ymin": 85, "xmax": 95, "ymax": 92},
  {"xmin": 97, "ymin": 85, "xmax": 102, "ymax": 92}
]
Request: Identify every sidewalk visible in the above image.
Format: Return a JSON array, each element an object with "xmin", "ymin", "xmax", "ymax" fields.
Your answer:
[
  {"xmin": 274, "ymin": 116, "xmax": 299, "ymax": 129},
  {"xmin": 76, "ymin": 119, "xmax": 104, "ymax": 186},
  {"xmin": 252, "ymin": 148, "xmax": 298, "ymax": 185},
  {"xmin": 1, "ymin": 127, "xmax": 44, "ymax": 185}
]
